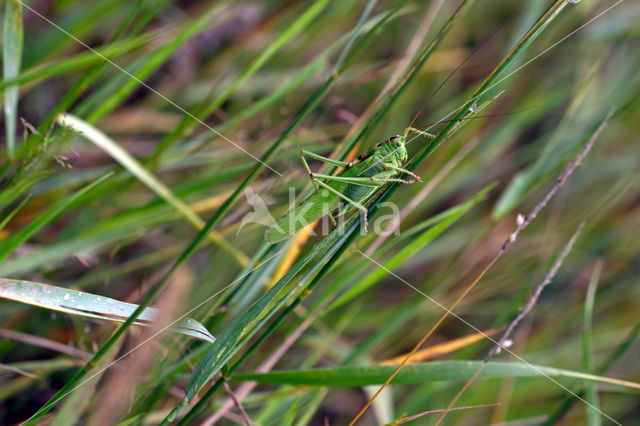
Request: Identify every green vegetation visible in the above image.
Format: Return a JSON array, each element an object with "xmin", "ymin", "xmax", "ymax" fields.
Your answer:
[{"xmin": 1, "ymin": 0, "xmax": 638, "ymax": 424}]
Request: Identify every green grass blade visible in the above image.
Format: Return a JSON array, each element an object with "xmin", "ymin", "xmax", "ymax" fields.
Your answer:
[
  {"xmin": 2, "ymin": 0, "xmax": 23, "ymax": 158},
  {"xmin": 0, "ymin": 173, "xmax": 111, "ymax": 262},
  {"xmin": 0, "ymin": 278, "xmax": 214, "ymax": 342},
  {"xmin": 0, "ymin": 32, "xmax": 153, "ymax": 92},
  {"xmin": 232, "ymin": 360, "xmax": 635, "ymax": 388},
  {"xmin": 583, "ymin": 261, "xmax": 603, "ymax": 426},
  {"xmin": 0, "ymin": 194, "xmax": 30, "ymax": 233},
  {"xmin": 214, "ymin": 57, "xmax": 327, "ymax": 134},
  {"xmin": 56, "ymin": 114, "xmax": 248, "ymax": 267}
]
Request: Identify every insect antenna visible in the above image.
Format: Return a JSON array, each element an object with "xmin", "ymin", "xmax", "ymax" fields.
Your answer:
[
  {"xmin": 410, "ymin": 107, "xmax": 535, "ymax": 135},
  {"xmin": 404, "ymin": 24, "xmax": 506, "ymax": 139}
]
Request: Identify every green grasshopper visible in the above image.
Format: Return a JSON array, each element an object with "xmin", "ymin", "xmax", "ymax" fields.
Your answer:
[{"xmin": 265, "ymin": 127, "xmax": 434, "ymax": 243}]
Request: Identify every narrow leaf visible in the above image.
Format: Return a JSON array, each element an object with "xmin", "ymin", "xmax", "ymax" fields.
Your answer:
[
  {"xmin": 56, "ymin": 113, "xmax": 248, "ymax": 267},
  {"xmin": 0, "ymin": 278, "xmax": 215, "ymax": 343},
  {"xmin": 233, "ymin": 361, "xmax": 639, "ymax": 389},
  {"xmin": 583, "ymin": 261, "xmax": 603, "ymax": 426}
]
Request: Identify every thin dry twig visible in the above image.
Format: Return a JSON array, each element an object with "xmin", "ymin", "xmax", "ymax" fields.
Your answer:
[
  {"xmin": 0, "ymin": 328, "xmax": 92, "ymax": 359},
  {"xmin": 434, "ymin": 223, "xmax": 585, "ymax": 425},
  {"xmin": 0, "ymin": 362, "xmax": 41, "ymax": 379},
  {"xmin": 222, "ymin": 378, "xmax": 252, "ymax": 426},
  {"xmin": 387, "ymin": 402, "xmax": 500, "ymax": 425},
  {"xmin": 352, "ymin": 107, "xmax": 615, "ymax": 424}
]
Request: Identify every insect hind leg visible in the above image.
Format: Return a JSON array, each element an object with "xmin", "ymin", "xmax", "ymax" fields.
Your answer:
[{"xmin": 313, "ymin": 180, "xmax": 370, "ymax": 231}]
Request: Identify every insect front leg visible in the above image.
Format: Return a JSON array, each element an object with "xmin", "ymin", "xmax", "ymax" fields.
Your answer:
[
  {"xmin": 300, "ymin": 150, "xmax": 354, "ymax": 191},
  {"xmin": 382, "ymin": 163, "xmax": 422, "ymax": 182}
]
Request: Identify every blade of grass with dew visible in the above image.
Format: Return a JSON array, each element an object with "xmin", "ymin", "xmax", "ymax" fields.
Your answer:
[
  {"xmin": 583, "ymin": 261, "xmax": 603, "ymax": 426},
  {"xmin": 2, "ymin": 0, "xmax": 23, "ymax": 158},
  {"xmin": 232, "ymin": 361, "xmax": 640, "ymax": 389},
  {"xmin": 56, "ymin": 113, "xmax": 249, "ymax": 267},
  {"xmin": 0, "ymin": 278, "xmax": 215, "ymax": 343},
  {"xmin": 151, "ymin": 0, "xmax": 331, "ymax": 160},
  {"xmin": 0, "ymin": 173, "xmax": 111, "ymax": 262}
]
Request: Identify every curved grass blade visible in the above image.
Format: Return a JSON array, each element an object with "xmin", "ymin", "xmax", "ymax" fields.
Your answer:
[
  {"xmin": 0, "ymin": 278, "xmax": 215, "ymax": 343},
  {"xmin": 232, "ymin": 361, "xmax": 640, "ymax": 389},
  {"xmin": 2, "ymin": 0, "xmax": 23, "ymax": 158},
  {"xmin": 56, "ymin": 113, "xmax": 249, "ymax": 267}
]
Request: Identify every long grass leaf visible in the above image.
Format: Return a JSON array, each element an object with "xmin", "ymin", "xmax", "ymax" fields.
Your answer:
[
  {"xmin": 232, "ymin": 361, "xmax": 640, "ymax": 388},
  {"xmin": 0, "ymin": 278, "xmax": 214, "ymax": 342},
  {"xmin": 583, "ymin": 261, "xmax": 603, "ymax": 426},
  {"xmin": 56, "ymin": 114, "xmax": 248, "ymax": 267}
]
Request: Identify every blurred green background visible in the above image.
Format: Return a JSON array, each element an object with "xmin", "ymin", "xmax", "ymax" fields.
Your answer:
[{"xmin": 1, "ymin": 0, "xmax": 639, "ymax": 424}]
